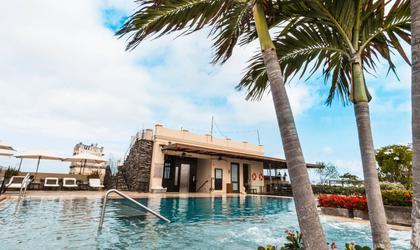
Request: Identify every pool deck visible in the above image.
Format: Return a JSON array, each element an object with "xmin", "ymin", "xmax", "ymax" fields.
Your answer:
[
  {"xmin": 1, "ymin": 190, "xmax": 248, "ymax": 200},
  {"xmin": 0, "ymin": 191, "xmax": 411, "ymax": 232}
]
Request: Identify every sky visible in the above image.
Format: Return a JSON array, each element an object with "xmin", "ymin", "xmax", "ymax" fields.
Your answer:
[{"xmin": 0, "ymin": 0, "xmax": 412, "ymax": 180}]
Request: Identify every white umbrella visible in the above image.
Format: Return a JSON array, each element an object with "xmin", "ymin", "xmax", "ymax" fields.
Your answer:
[
  {"xmin": 15, "ymin": 149, "xmax": 63, "ymax": 177},
  {"xmin": 64, "ymin": 153, "xmax": 107, "ymax": 174},
  {"xmin": 0, "ymin": 149, "xmax": 14, "ymax": 156},
  {"xmin": 0, "ymin": 141, "xmax": 15, "ymax": 151}
]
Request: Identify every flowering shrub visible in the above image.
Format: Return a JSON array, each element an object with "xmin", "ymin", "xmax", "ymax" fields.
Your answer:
[
  {"xmin": 382, "ymin": 190, "xmax": 413, "ymax": 207},
  {"xmin": 318, "ymin": 195, "xmax": 368, "ymax": 210},
  {"xmin": 379, "ymin": 181, "xmax": 405, "ymax": 190},
  {"xmin": 319, "ymin": 190, "xmax": 413, "ymax": 210}
]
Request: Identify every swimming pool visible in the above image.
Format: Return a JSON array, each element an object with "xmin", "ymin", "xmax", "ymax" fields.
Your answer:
[{"xmin": 0, "ymin": 196, "xmax": 410, "ymax": 249}]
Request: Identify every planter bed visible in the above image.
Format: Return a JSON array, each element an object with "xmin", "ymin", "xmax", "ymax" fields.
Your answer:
[
  {"xmin": 353, "ymin": 209, "xmax": 369, "ymax": 220},
  {"xmin": 320, "ymin": 206, "xmax": 411, "ymax": 226},
  {"xmin": 321, "ymin": 207, "xmax": 352, "ymax": 218}
]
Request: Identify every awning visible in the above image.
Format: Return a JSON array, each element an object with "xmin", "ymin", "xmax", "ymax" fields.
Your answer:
[{"xmin": 161, "ymin": 143, "xmax": 318, "ymax": 169}]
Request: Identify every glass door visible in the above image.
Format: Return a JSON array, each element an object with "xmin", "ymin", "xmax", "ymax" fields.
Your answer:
[
  {"xmin": 214, "ymin": 168, "xmax": 223, "ymax": 190},
  {"xmin": 231, "ymin": 163, "xmax": 240, "ymax": 193},
  {"xmin": 179, "ymin": 164, "xmax": 190, "ymax": 192}
]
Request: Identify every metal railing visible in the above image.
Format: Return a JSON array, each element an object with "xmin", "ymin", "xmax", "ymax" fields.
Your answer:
[
  {"xmin": 98, "ymin": 189, "xmax": 170, "ymax": 229},
  {"xmin": 18, "ymin": 173, "xmax": 31, "ymax": 201},
  {"xmin": 196, "ymin": 180, "xmax": 209, "ymax": 192}
]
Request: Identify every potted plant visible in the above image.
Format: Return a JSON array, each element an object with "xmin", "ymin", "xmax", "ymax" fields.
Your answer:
[{"xmin": 87, "ymin": 171, "xmax": 101, "ymax": 179}]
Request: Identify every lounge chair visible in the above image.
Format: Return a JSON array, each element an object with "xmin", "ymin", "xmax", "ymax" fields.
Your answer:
[
  {"xmin": 89, "ymin": 178, "xmax": 104, "ymax": 189},
  {"xmin": 6, "ymin": 176, "xmax": 30, "ymax": 189},
  {"xmin": 3, "ymin": 175, "xmax": 31, "ymax": 195},
  {"xmin": 63, "ymin": 178, "xmax": 78, "ymax": 189},
  {"xmin": 44, "ymin": 177, "xmax": 60, "ymax": 189}
]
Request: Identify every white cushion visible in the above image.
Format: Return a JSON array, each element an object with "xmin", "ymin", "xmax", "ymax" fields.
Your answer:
[
  {"xmin": 6, "ymin": 176, "xmax": 29, "ymax": 189},
  {"xmin": 63, "ymin": 178, "xmax": 78, "ymax": 187},
  {"xmin": 44, "ymin": 177, "xmax": 59, "ymax": 187},
  {"xmin": 89, "ymin": 178, "xmax": 104, "ymax": 188}
]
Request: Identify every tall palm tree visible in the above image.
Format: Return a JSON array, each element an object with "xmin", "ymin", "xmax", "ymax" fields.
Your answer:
[
  {"xmin": 238, "ymin": 0, "xmax": 410, "ymax": 248},
  {"xmin": 117, "ymin": 0, "xmax": 327, "ymax": 248},
  {"xmin": 411, "ymin": 0, "xmax": 420, "ymax": 248}
]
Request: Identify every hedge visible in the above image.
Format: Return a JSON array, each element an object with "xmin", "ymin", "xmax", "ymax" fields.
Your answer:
[
  {"xmin": 317, "ymin": 191, "xmax": 413, "ymax": 208},
  {"xmin": 318, "ymin": 194, "xmax": 368, "ymax": 210},
  {"xmin": 382, "ymin": 190, "xmax": 413, "ymax": 207},
  {"xmin": 312, "ymin": 185, "xmax": 365, "ymax": 196}
]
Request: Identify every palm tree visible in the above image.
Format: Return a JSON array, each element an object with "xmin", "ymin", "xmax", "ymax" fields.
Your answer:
[
  {"xmin": 238, "ymin": 0, "xmax": 410, "ymax": 248},
  {"xmin": 117, "ymin": 0, "xmax": 327, "ymax": 248},
  {"xmin": 411, "ymin": 0, "xmax": 420, "ymax": 248}
]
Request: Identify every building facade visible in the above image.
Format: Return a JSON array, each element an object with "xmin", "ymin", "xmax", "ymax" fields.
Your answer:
[
  {"xmin": 69, "ymin": 143, "xmax": 106, "ymax": 177},
  {"xmin": 121, "ymin": 125, "xmax": 294, "ymax": 193}
]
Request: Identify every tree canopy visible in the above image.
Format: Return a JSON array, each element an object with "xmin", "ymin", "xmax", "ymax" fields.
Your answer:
[
  {"xmin": 237, "ymin": 0, "xmax": 411, "ymax": 104},
  {"xmin": 315, "ymin": 162, "xmax": 339, "ymax": 184},
  {"xmin": 375, "ymin": 144, "xmax": 412, "ymax": 189}
]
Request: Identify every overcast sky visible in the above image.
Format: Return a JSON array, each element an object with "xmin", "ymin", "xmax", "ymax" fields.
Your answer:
[{"xmin": 0, "ymin": 0, "xmax": 412, "ymax": 179}]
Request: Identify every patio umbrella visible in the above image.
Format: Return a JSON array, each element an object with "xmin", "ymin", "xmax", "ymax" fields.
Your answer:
[
  {"xmin": 0, "ymin": 149, "xmax": 14, "ymax": 156},
  {"xmin": 15, "ymin": 149, "xmax": 63, "ymax": 177},
  {"xmin": 0, "ymin": 141, "xmax": 15, "ymax": 151},
  {"xmin": 64, "ymin": 153, "xmax": 107, "ymax": 174}
]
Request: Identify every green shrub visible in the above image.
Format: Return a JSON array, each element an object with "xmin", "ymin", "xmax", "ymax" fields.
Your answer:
[
  {"xmin": 379, "ymin": 181, "xmax": 405, "ymax": 190},
  {"xmin": 4, "ymin": 167, "xmax": 19, "ymax": 178},
  {"xmin": 87, "ymin": 171, "xmax": 101, "ymax": 179},
  {"xmin": 382, "ymin": 190, "xmax": 412, "ymax": 207},
  {"xmin": 314, "ymin": 185, "xmax": 413, "ymax": 207},
  {"xmin": 312, "ymin": 185, "xmax": 365, "ymax": 196}
]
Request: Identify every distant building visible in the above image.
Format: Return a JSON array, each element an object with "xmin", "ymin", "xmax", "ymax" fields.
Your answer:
[
  {"xmin": 118, "ymin": 124, "xmax": 316, "ymax": 194},
  {"xmin": 69, "ymin": 143, "xmax": 106, "ymax": 177}
]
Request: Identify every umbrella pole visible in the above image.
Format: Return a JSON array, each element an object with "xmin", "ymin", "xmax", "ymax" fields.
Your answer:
[
  {"xmin": 17, "ymin": 158, "xmax": 23, "ymax": 172},
  {"xmin": 34, "ymin": 156, "xmax": 41, "ymax": 179}
]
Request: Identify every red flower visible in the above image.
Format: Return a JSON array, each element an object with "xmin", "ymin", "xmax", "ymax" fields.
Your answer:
[
  {"xmin": 318, "ymin": 195, "xmax": 368, "ymax": 210},
  {"xmin": 404, "ymin": 193, "xmax": 411, "ymax": 197}
]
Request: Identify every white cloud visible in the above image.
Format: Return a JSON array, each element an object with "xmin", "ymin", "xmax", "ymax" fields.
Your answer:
[
  {"xmin": 319, "ymin": 146, "xmax": 334, "ymax": 156},
  {"xmin": 333, "ymin": 160, "xmax": 363, "ymax": 177},
  {"xmin": 0, "ymin": 0, "xmax": 318, "ymax": 172}
]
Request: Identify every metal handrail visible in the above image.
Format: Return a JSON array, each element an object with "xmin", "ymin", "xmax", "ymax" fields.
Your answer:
[
  {"xmin": 98, "ymin": 189, "xmax": 170, "ymax": 229},
  {"xmin": 18, "ymin": 173, "xmax": 31, "ymax": 200},
  {"xmin": 196, "ymin": 180, "xmax": 209, "ymax": 192}
]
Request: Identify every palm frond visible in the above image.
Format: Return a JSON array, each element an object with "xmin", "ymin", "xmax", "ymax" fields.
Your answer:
[
  {"xmin": 210, "ymin": 1, "xmax": 252, "ymax": 63},
  {"xmin": 237, "ymin": 0, "xmax": 410, "ymax": 105},
  {"xmin": 359, "ymin": 0, "xmax": 411, "ymax": 77},
  {"xmin": 237, "ymin": 22, "xmax": 351, "ymax": 104},
  {"xmin": 117, "ymin": 0, "xmax": 237, "ymax": 51}
]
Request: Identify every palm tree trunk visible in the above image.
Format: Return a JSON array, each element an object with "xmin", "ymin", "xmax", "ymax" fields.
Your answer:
[
  {"xmin": 411, "ymin": 0, "xmax": 420, "ymax": 248},
  {"xmin": 263, "ymin": 49, "xmax": 327, "ymax": 249},
  {"xmin": 354, "ymin": 102, "xmax": 391, "ymax": 249},
  {"xmin": 253, "ymin": 4, "xmax": 327, "ymax": 249}
]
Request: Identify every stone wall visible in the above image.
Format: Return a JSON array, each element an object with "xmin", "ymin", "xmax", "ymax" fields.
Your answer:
[
  {"xmin": 321, "ymin": 206, "xmax": 412, "ymax": 226},
  {"xmin": 120, "ymin": 138, "xmax": 153, "ymax": 192},
  {"xmin": 385, "ymin": 206, "xmax": 412, "ymax": 226}
]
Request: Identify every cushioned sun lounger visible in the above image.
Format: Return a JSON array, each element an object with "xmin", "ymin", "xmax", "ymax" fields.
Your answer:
[
  {"xmin": 89, "ymin": 178, "xmax": 104, "ymax": 189},
  {"xmin": 6, "ymin": 176, "xmax": 30, "ymax": 189},
  {"xmin": 63, "ymin": 178, "xmax": 78, "ymax": 188},
  {"xmin": 44, "ymin": 177, "xmax": 60, "ymax": 188}
]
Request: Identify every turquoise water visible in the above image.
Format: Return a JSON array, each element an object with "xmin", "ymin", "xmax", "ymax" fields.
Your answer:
[{"xmin": 0, "ymin": 196, "xmax": 410, "ymax": 249}]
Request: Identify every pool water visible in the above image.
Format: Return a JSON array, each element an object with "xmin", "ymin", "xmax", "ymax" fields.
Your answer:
[{"xmin": 0, "ymin": 196, "xmax": 410, "ymax": 249}]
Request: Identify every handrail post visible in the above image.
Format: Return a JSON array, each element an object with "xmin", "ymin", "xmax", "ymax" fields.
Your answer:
[{"xmin": 98, "ymin": 190, "xmax": 110, "ymax": 230}]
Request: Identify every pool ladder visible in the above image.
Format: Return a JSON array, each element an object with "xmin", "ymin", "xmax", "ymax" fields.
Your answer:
[
  {"xmin": 18, "ymin": 173, "xmax": 31, "ymax": 201},
  {"xmin": 98, "ymin": 189, "xmax": 170, "ymax": 229}
]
